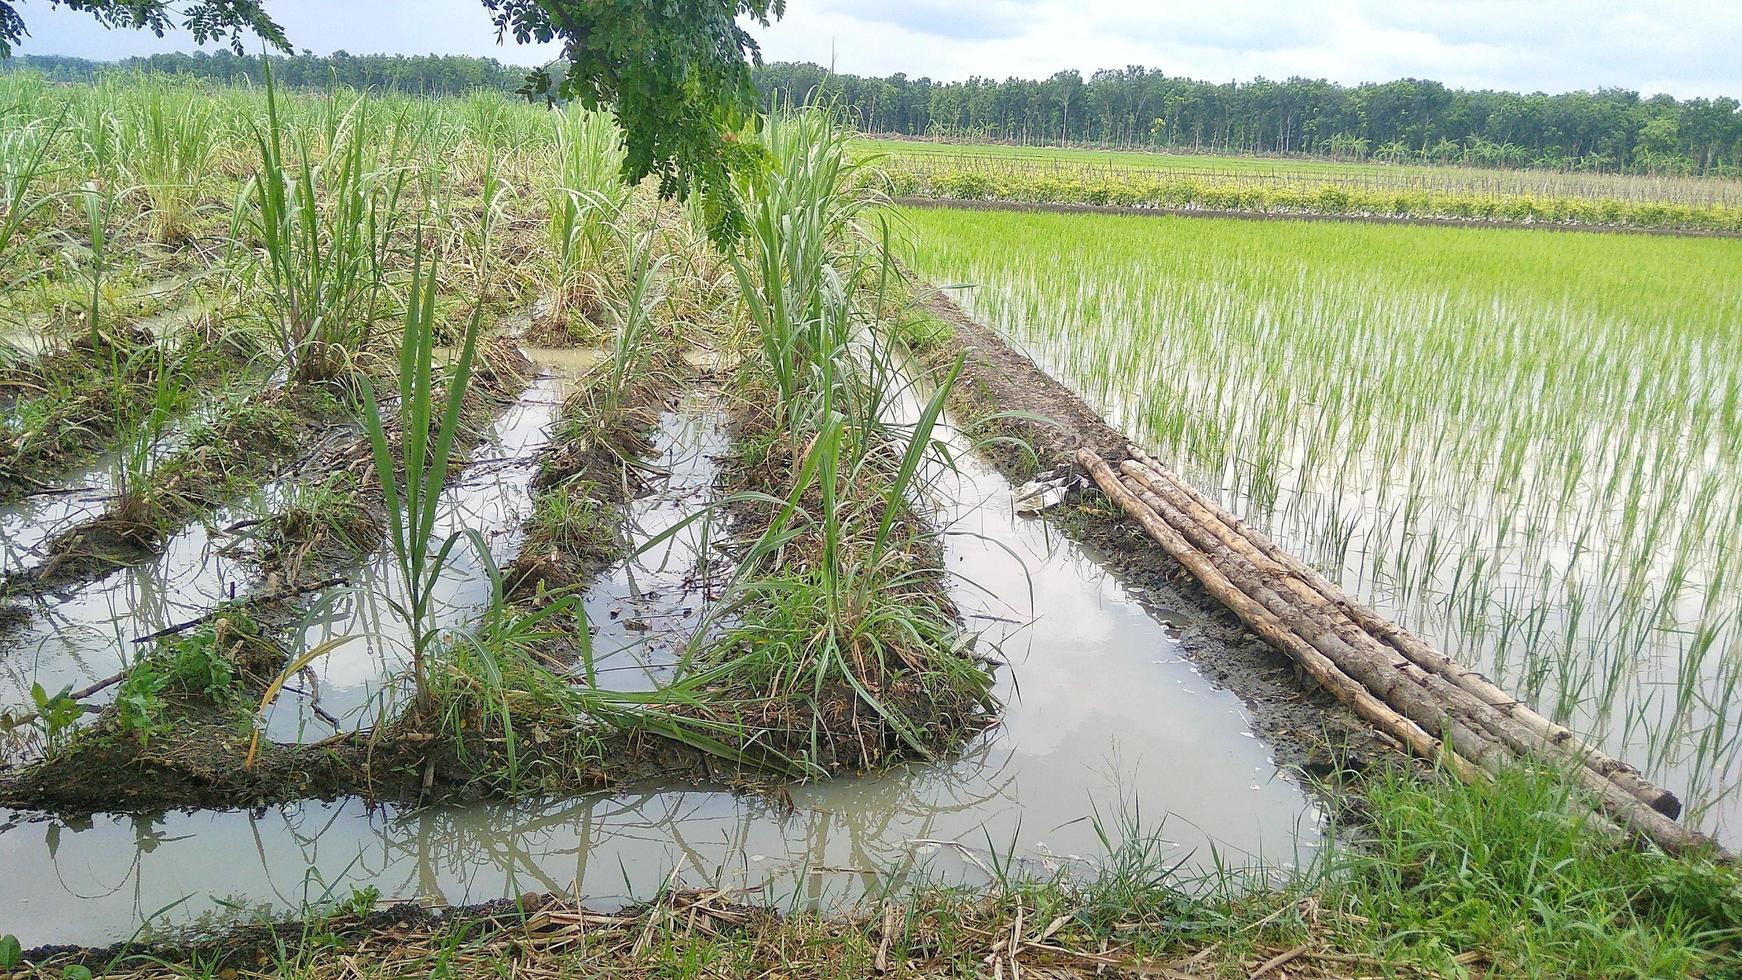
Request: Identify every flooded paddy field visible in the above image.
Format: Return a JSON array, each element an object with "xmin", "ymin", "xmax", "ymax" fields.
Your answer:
[{"xmin": 902, "ymin": 204, "xmax": 1742, "ymax": 840}]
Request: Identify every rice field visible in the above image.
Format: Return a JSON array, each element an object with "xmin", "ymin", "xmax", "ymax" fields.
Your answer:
[{"xmin": 901, "ymin": 204, "xmax": 1742, "ymax": 835}]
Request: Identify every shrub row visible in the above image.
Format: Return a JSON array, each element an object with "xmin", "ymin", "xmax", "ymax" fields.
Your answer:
[{"xmin": 883, "ymin": 165, "xmax": 1742, "ymax": 233}]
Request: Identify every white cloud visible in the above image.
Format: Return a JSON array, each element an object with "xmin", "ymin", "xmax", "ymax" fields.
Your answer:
[
  {"xmin": 755, "ymin": 0, "xmax": 1742, "ymax": 98},
  {"xmin": 12, "ymin": 0, "xmax": 1741, "ymax": 98}
]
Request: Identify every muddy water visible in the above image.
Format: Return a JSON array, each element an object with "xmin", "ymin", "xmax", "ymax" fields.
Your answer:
[
  {"xmin": 267, "ymin": 370, "xmax": 712, "ymax": 737},
  {"xmin": 0, "ymin": 408, "xmax": 288, "ymax": 718},
  {"xmin": 0, "ymin": 425, "xmax": 207, "ymax": 581},
  {"xmin": 0, "ymin": 494, "xmax": 267, "ymax": 724},
  {"xmin": 0, "ymin": 372, "xmax": 252, "ymax": 581},
  {"xmin": 0, "ymin": 384, "xmax": 1319, "ymax": 945},
  {"xmin": 0, "ymin": 336, "xmax": 587, "ymax": 715},
  {"xmin": 0, "ymin": 459, "xmax": 118, "ymax": 579},
  {"xmin": 0, "ymin": 354, "xmax": 604, "ymax": 729}
]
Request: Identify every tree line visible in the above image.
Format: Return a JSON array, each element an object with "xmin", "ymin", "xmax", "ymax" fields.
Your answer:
[
  {"xmin": 8, "ymin": 51, "xmax": 1742, "ymax": 175},
  {"xmin": 756, "ymin": 63, "xmax": 1742, "ymax": 176},
  {"xmin": 4, "ymin": 50, "xmax": 527, "ymax": 97}
]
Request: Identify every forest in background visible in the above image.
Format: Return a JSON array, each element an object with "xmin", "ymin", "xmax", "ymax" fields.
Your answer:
[{"xmin": 9, "ymin": 51, "xmax": 1742, "ymax": 175}]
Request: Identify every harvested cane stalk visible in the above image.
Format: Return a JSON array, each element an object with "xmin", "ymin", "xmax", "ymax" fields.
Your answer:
[
  {"xmin": 1124, "ymin": 446, "xmax": 1682, "ymax": 820},
  {"xmin": 1075, "ymin": 448, "xmax": 1485, "ymax": 784},
  {"xmin": 1116, "ymin": 472, "xmax": 1512, "ymax": 773},
  {"xmin": 1119, "ymin": 462, "xmax": 1652, "ymax": 796},
  {"xmin": 1115, "ymin": 467, "xmax": 1711, "ymax": 856},
  {"xmin": 1077, "ymin": 447, "xmax": 1727, "ymax": 859}
]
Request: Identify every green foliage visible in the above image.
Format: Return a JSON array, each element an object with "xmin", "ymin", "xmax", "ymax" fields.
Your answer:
[
  {"xmin": 759, "ymin": 62, "xmax": 1742, "ymax": 178},
  {"xmin": 484, "ymin": 0, "xmax": 786, "ymax": 243},
  {"xmin": 0, "ymin": 934, "xmax": 18, "ymax": 969},
  {"xmin": 27, "ymin": 682, "xmax": 81, "ymax": 755},
  {"xmin": 112, "ymin": 671, "xmax": 168, "ymax": 748},
  {"xmin": 0, "ymin": 1, "xmax": 289, "ymax": 59},
  {"xmin": 359, "ymin": 239, "xmax": 484, "ymax": 710},
  {"xmin": 114, "ymin": 625, "xmax": 242, "ymax": 744},
  {"xmin": 117, "ymin": 83, "xmax": 218, "ymax": 243},
  {"xmin": 893, "ymin": 309, "xmax": 952, "ymax": 352},
  {"xmin": 341, "ymin": 884, "xmax": 381, "ymax": 917},
  {"xmin": 693, "ymin": 107, "xmax": 992, "ymax": 770},
  {"xmin": 1332, "ymin": 769, "xmax": 1742, "ymax": 975},
  {"xmin": 0, "ymin": 101, "xmax": 60, "ymax": 271},
  {"xmin": 527, "ymin": 482, "xmax": 616, "ymax": 559},
  {"xmin": 546, "ymin": 103, "xmax": 628, "ymax": 324},
  {"xmin": 14, "ymin": 52, "xmax": 1742, "ymax": 179},
  {"xmin": 5, "ymin": 50, "xmax": 531, "ymax": 96}
]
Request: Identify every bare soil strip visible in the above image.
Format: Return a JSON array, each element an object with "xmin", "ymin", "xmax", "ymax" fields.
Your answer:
[{"xmin": 19, "ymin": 888, "xmax": 1369, "ymax": 979}]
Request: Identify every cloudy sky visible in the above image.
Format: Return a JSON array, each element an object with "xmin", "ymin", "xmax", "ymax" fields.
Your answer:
[{"xmin": 14, "ymin": 0, "xmax": 1742, "ymax": 99}]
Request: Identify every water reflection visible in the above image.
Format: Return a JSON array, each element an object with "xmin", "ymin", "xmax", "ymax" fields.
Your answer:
[
  {"xmin": 268, "ymin": 381, "xmax": 726, "ymax": 737},
  {"xmin": 2, "ymin": 392, "xmax": 1320, "ymax": 945}
]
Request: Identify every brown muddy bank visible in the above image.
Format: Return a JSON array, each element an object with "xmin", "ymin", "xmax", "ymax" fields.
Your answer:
[{"xmin": 9, "ymin": 887, "xmax": 1327, "ymax": 978}]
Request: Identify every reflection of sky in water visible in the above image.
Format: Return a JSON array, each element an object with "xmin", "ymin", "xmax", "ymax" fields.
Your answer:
[
  {"xmin": 268, "ymin": 377, "xmax": 721, "ymax": 738},
  {"xmin": 0, "ymin": 405, "xmax": 208, "ymax": 581},
  {"xmin": 267, "ymin": 378, "xmax": 569, "ymax": 738},
  {"xmin": 1, "ymin": 384, "xmax": 1320, "ymax": 946},
  {"xmin": 0, "ymin": 488, "xmax": 266, "ymax": 722},
  {"xmin": 0, "ymin": 456, "xmax": 119, "ymax": 579},
  {"xmin": 0, "ymin": 382, "xmax": 318, "ymax": 725}
]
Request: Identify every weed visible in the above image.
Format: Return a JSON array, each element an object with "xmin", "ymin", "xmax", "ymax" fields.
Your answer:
[
  {"xmin": 245, "ymin": 63, "xmax": 411, "ymax": 383},
  {"xmin": 114, "ymin": 624, "xmax": 243, "ymax": 746},
  {"xmin": 26, "ymin": 682, "xmax": 82, "ymax": 756}
]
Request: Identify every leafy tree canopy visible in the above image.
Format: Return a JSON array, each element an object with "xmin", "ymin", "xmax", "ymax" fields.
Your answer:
[
  {"xmin": 0, "ymin": 1, "xmax": 289, "ymax": 58},
  {"xmin": 484, "ymin": 1, "xmax": 785, "ymax": 241}
]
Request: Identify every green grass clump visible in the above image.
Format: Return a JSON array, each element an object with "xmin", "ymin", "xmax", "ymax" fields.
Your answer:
[
  {"xmin": 508, "ymin": 480, "xmax": 621, "ymax": 594},
  {"xmin": 1329, "ymin": 769, "xmax": 1742, "ymax": 975},
  {"xmin": 113, "ymin": 620, "xmax": 248, "ymax": 746}
]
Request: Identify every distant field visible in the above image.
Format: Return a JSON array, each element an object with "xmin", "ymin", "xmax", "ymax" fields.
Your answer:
[
  {"xmin": 858, "ymin": 137, "xmax": 1390, "ymax": 176},
  {"xmin": 901, "ymin": 203, "xmax": 1742, "ymax": 833},
  {"xmin": 864, "ymin": 137, "xmax": 1742, "ymax": 228}
]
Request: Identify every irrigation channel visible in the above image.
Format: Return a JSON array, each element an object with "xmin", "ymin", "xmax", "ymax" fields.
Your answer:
[{"xmin": 0, "ymin": 350, "xmax": 1319, "ymax": 947}]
